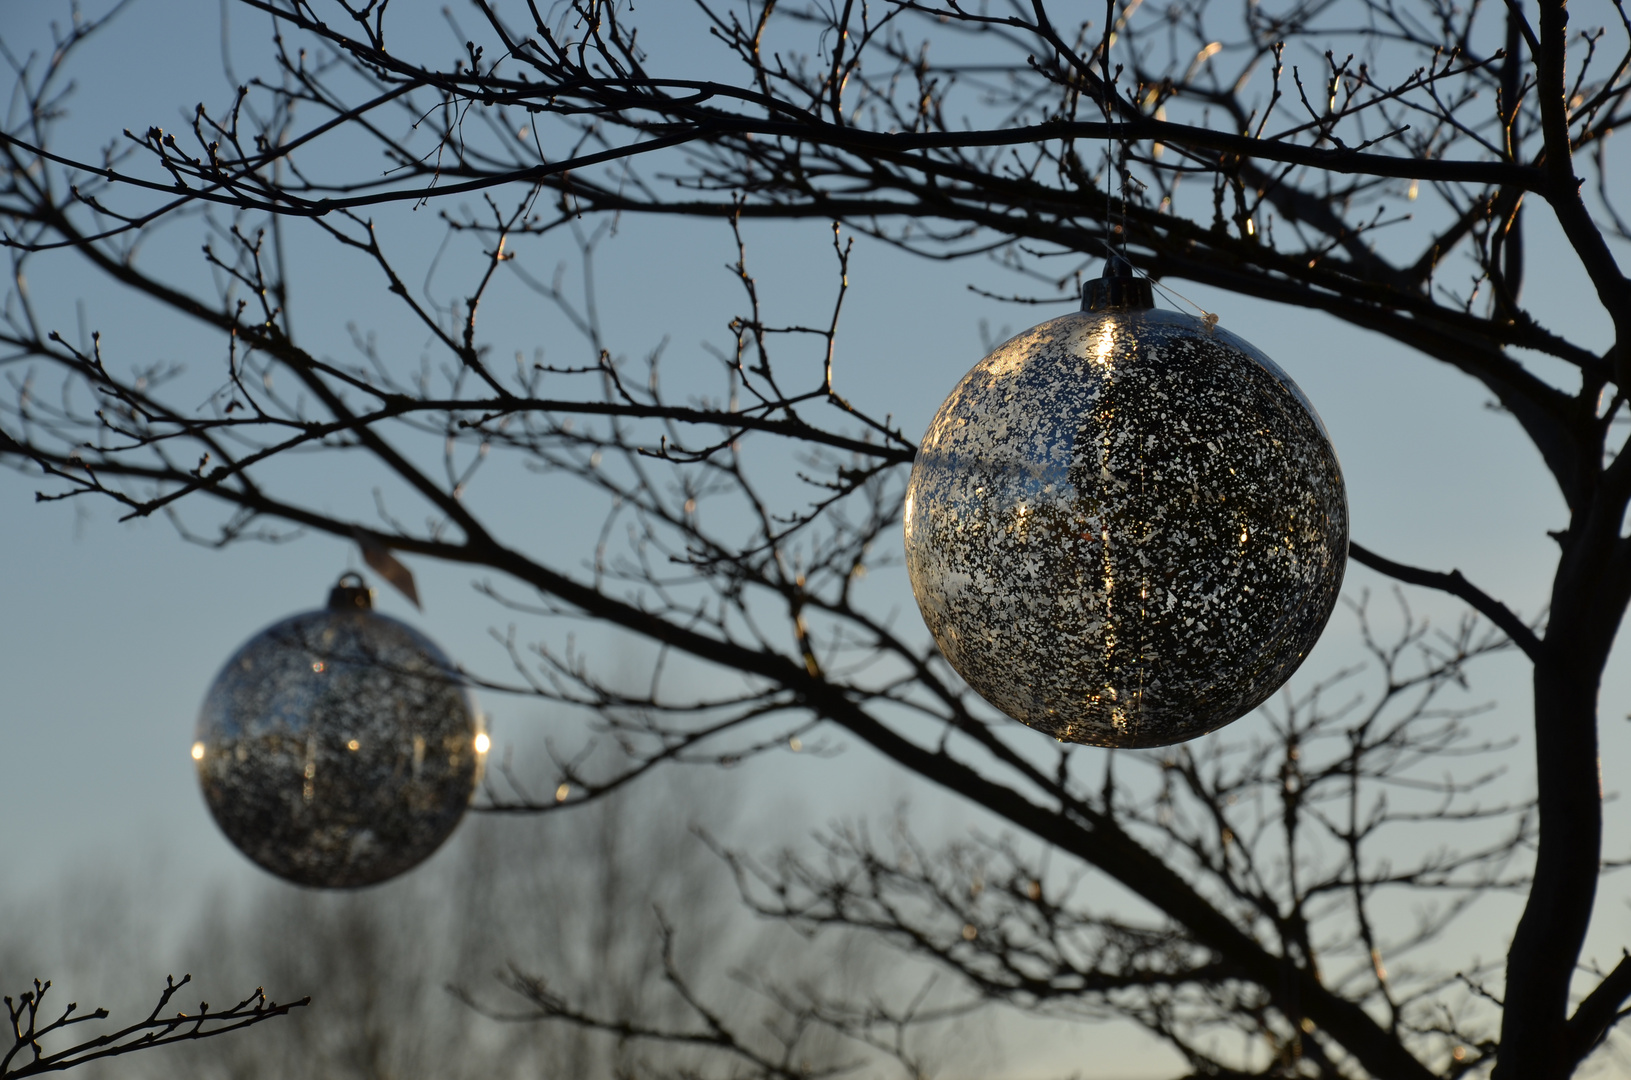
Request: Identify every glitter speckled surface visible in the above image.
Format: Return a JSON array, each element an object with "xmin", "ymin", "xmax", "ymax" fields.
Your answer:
[
  {"xmin": 195, "ymin": 610, "xmax": 481, "ymax": 887},
  {"xmin": 904, "ymin": 308, "xmax": 1348, "ymax": 747}
]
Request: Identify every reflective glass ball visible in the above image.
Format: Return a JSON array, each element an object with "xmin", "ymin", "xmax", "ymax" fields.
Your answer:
[
  {"xmin": 905, "ymin": 289, "xmax": 1347, "ymax": 748},
  {"xmin": 194, "ymin": 579, "xmax": 483, "ymax": 887}
]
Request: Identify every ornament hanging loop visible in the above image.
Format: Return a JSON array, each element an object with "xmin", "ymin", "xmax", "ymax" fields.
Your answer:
[{"xmin": 328, "ymin": 572, "xmax": 375, "ymax": 611}]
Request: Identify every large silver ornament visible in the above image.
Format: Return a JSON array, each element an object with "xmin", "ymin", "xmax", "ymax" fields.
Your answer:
[
  {"xmin": 905, "ymin": 263, "xmax": 1348, "ymax": 748},
  {"xmin": 193, "ymin": 575, "xmax": 485, "ymax": 887}
]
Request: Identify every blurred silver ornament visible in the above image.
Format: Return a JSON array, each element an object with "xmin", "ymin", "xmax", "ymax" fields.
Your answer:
[
  {"xmin": 904, "ymin": 259, "xmax": 1348, "ymax": 748},
  {"xmin": 193, "ymin": 574, "xmax": 486, "ymax": 887}
]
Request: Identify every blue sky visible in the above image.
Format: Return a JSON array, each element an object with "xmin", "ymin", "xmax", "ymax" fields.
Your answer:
[{"xmin": 3, "ymin": 0, "xmax": 1630, "ymax": 1074}]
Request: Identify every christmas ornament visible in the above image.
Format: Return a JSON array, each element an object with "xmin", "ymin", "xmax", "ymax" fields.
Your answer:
[
  {"xmin": 193, "ymin": 574, "xmax": 485, "ymax": 887},
  {"xmin": 904, "ymin": 259, "xmax": 1348, "ymax": 748}
]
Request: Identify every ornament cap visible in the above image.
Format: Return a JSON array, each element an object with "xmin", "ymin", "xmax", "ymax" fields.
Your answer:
[
  {"xmin": 327, "ymin": 572, "xmax": 375, "ymax": 611},
  {"xmin": 1082, "ymin": 254, "xmax": 1154, "ymax": 312}
]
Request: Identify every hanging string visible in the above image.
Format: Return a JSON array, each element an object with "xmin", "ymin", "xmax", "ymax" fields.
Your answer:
[
  {"xmin": 1099, "ymin": 0, "xmax": 1117, "ymax": 264},
  {"xmin": 1119, "ymin": 141, "xmax": 1129, "ymax": 251},
  {"xmin": 1096, "ymin": 3, "xmax": 1132, "ymax": 269},
  {"xmin": 1148, "ymin": 278, "xmax": 1220, "ymax": 331},
  {"xmin": 1091, "ymin": 0, "xmax": 1219, "ymax": 330}
]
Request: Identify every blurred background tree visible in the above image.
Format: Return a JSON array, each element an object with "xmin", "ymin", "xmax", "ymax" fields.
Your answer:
[{"xmin": 4, "ymin": 0, "xmax": 1631, "ymax": 1077}]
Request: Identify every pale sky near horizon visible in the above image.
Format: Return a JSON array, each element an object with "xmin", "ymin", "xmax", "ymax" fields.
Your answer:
[{"xmin": 3, "ymin": 1, "xmax": 1631, "ymax": 1075}]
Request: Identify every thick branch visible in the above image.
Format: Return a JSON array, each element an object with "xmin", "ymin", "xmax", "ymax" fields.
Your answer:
[
  {"xmin": 1349, "ymin": 541, "xmax": 1543, "ymax": 661},
  {"xmin": 1566, "ymin": 953, "xmax": 1631, "ymax": 1068}
]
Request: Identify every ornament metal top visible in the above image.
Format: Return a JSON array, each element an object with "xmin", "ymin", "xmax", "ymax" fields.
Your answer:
[
  {"xmin": 904, "ymin": 258, "xmax": 1348, "ymax": 748},
  {"xmin": 193, "ymin": 574, "xmax": 485, "ymax": 887}
]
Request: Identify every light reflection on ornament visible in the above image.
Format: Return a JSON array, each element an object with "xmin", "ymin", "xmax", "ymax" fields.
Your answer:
[
  {"xmin": 194, "ymin": 574, "xmax": 482, "ymax": 887},
  {"xmin": 905, "ymin": 260, "xmax": 1348, "ymax": 748}
]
